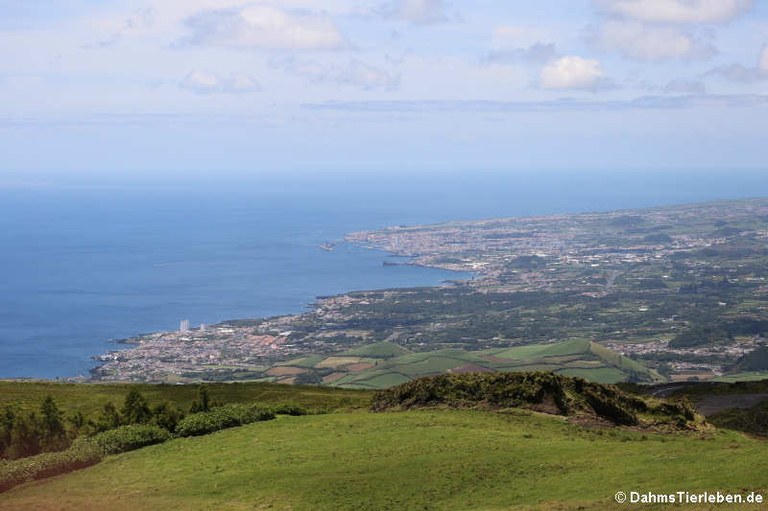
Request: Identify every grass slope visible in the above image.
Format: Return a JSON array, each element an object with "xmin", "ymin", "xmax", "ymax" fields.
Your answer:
[{"xmin": 1, "ymin": 410, "xmax": 766, "ymax": 510}]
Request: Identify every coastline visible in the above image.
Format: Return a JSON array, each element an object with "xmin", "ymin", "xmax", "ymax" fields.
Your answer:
[
  {"xmin": 87, "ymin": 240, "xmax": 473, "ymax": 382},
  {"xmin": 86, "ymin": 197, "xmax": 768, "ymax": 384}
]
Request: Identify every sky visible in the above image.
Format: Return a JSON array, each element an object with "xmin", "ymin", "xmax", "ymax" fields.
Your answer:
[{"xmin": 1, "ymin": 0, "xmax": 767, "ymax": 179}]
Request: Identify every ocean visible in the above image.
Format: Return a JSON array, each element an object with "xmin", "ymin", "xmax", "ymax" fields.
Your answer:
[{"xmin": 1, "ymin": 169, "xmax": 767, "ymax": 378}]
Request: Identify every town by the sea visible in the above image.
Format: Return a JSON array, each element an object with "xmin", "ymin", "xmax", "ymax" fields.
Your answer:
[{"xmin": 1, "ymin": 170, "xmax": 767, "ymax": 379}]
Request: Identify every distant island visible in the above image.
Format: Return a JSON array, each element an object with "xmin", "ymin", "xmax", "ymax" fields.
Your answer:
[{"xmin": 91, "ymin": 198, "xmax": 768, "ymax": 387}]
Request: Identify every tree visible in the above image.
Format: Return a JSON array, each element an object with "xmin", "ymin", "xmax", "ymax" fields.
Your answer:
[
  {"xmin": 94, "ymin": 402, "xmax": 122, "ymax": 432},
  {"xmin": 190, "ymin": 384, "xmax": 211, "ymax": 413},
  {"xmin": 7, "ymin": 412, "xmax": 40, "ymax": 459},
  {"xmin": 0, "ymin": 405, "xmax": 15, "ymax": 457},
  {"xmin": 122, "ymin": 388, "xmax": 152, "ymax": 425},
  {"xmin": 152, "ymin": 402, "xmax": 184, "ymax": 432},
  {"xmin": 39, "ymin": 396, "xmax": 67, "ymax": 451},
  {"xmin": 68, "ymin": 411, "xmax": 86, "ymax": 435}
]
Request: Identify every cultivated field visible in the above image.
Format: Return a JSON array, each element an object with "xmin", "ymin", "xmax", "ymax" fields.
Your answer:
[{"xmin": 264, "ymin": 340, "xmax": 663, "ymax": 389}]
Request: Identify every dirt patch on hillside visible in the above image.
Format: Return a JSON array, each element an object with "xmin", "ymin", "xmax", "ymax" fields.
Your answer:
[
  {"xmin": 322, "ymin": 372, "xmax": 346, "ymax": 384},
  {"xmin": 695, "ymin": 394, "xmax": 768, "ymax": 417},
  {"xmin": 450, "ymin": 363, "xmax": 494, "ymax": 374},
  {"xmin": 266, "ymin": 366, "xmax": 307, "ymax": 377}
]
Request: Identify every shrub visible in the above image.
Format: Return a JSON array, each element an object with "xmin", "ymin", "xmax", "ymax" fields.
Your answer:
[
  {"xmin": 77, "ymin": 424, "xmax": 171, "ymax": 456},
  {"xmin": 0, "ymin": 442, "xmax": 102, "ymax": 493},
  {"xmin": 175, "ymin": 404, "xmax": 275, "ymax": 438},
  {"xmin": 270, "ymin": 403, "xmax": 310, "ymax": 416},
  {"xmin": 370, "ymin": 372, "xmax": 700, "ymax": 430},
  {"xmin": 0, "ymin": 424, "xmax": 169, "ymax": 494}
]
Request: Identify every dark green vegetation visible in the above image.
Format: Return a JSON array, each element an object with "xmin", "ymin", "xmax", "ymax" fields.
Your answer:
[
  {"xmin": 372, "ymin": 372, "xmax": 700, "ymax": 429},
  {"xmin": 660, "ymin": 379, "xmax": 768, "ymax": 437},
  {"xmin": 2, "ymin": 410, "xmax": 766, "ymax": 510},
  {"xmin": 0, "ymin": 381, "xmax": 370, "ymax": 461},
  {"xmin": 0, "ymin": 424, "xmax": 171, "ymax": 493},
  {"xmin": 0, "ymin": 381, "xmax": 369, "ymax": 462},
  {"xmin": 268, "ymin": 339, "xmax": 661, "ymax": 389},
  {"xmin": 0, "ymin": 381, "xmax": 368, "ymax": 493},
  {"xmin": 174, "ymin": 404, "xmax": 275, "ymax": 437},
  {"xmin": 0, "ymin": 380, "xmax": 371, "ymax": 417},
  {"xmin": 734, "ymin": 346, "xmax": 768, "ymax": 372},
  {"xmin": 710, "ymin": 398, "xmax": 768, "ymax": 437},
  {"xmin": 0, "ymin": 402, "xmax": 280, "ymax": 494}
]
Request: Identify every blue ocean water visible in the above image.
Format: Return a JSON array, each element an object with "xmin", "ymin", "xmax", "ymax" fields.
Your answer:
[{"xmin": 1, "ymin": 170, "xmax": 766, "ymax": 378}]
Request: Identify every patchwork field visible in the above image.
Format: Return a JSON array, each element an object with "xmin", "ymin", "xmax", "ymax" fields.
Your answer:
[{"xmin": 265, "ymin": 340, "xmax": 663, "ymax": 389}]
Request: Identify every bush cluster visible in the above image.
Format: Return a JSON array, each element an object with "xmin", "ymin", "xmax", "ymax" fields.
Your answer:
[
  {"xmin": 371, "ymin": 372, "xmax": 578, "ymax": 413},
  {"xmin": 270, "ymin": 403, "xmax": 310, "ymax": 416},
  {"xmin": 175, "ymin": 404, "xmax": 275, "ymax": 438},
  {"xmin": 1, "ymin": 384, "xmax": 306, "ymax": 494},
  {"xmin": 0, "ymin": 425, "xmax": 168, "ymax": 493},
  {"xmin": 73, "ymin": 424, "xmax": 171, "ymax": 456},
  {"xmin": 371, "ymin": 371, "xmax": 700, "ymax": 429}
]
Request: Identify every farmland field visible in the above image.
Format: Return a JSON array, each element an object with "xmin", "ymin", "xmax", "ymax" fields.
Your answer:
[{"xmin": 297, "ymin": 340, "xmax": 665, "ymax": 389}]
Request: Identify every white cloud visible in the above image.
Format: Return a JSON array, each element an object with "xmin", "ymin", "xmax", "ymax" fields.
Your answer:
[
  {"xmin": 180, "ymin": 70, "xmax": 262, "ymax": 94},
  {"xmin": 181, "ymin": 70, "xmax": 220, "ymax": 94},
  {"xmin": 382, "ymin": 0, "xmax": 447, "ymax": 24},
  {"xmin": 182, "ymin": 4, "xmax": 347, "ymax": 51},
  {"xmin": 273, "ymin": 58, "xmax": 399, "ymax": 90},
  {"xmin": 760, "ymin": 47, "xmax": 768, "ymax": 73},
  {"xmin": 593, "ymin": 20, "xmax": 715, "ymax": 61},
  {"xmin": 593, "ymin": 0, "xmax": 753, "ymax": 24},
  {"xmin": 540, "ymin": 56, "xmax": 605, "ymax": 91}
]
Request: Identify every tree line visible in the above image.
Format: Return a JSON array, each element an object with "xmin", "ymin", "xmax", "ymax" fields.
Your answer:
[{"xmin": 0, "ymin": 385, "xmax": 213, "ymax": 460}]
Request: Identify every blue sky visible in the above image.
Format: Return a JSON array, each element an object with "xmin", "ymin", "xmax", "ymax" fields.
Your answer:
[{"xmin": 1, "ymin": 0, "xmax": 767, "ymax": 179}]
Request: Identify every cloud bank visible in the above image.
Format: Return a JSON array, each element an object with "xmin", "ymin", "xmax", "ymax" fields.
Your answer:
[
  {"xmin": 591, "ymin": 21, "xmax": 715, "ymax": 61},
  {"xmin": 182, "ymin": 4, "xmax": 348, "ymax": 51},
  {"xmin": 593, "ymin": 0, "xmax": 753, "ymax": 24}
]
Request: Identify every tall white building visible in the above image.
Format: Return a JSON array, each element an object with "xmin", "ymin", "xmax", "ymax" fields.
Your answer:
[{"xmin": 180, "ymin": 319, "xmax": 190, "ymax": 332}]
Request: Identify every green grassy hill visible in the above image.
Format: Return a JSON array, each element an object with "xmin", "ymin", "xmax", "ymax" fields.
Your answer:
[
  {"xmin": 1, "ymin": 410, "xmax": 766, "ymax": 510},
  {"xmin": 4, "ymin": 375, "xmax": 768, "ymax": 510}
]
